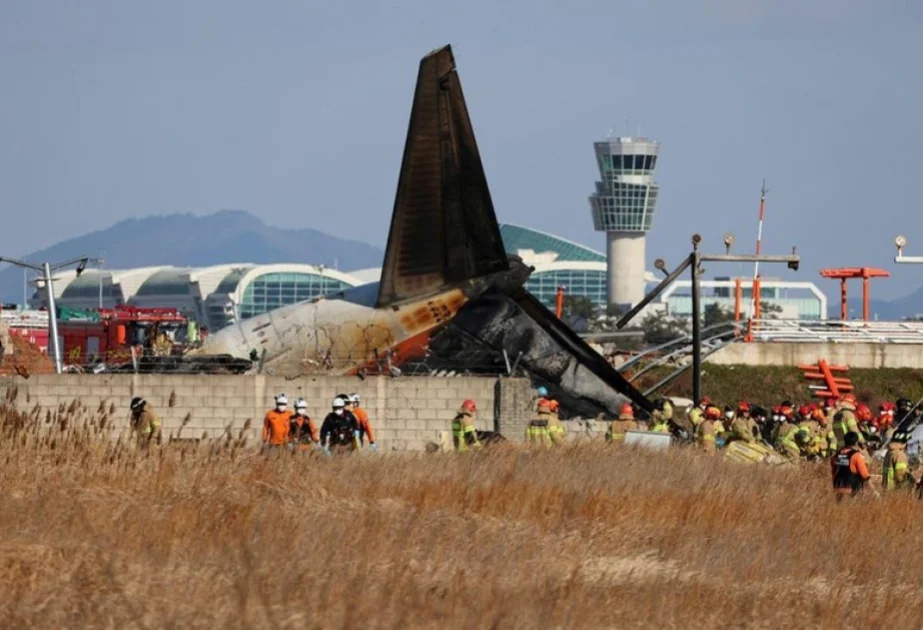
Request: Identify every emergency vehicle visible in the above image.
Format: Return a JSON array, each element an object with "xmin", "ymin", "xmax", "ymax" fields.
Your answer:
[{"xmin": 58, "ymin": 305, "xmax": 189, "ymax": 367}]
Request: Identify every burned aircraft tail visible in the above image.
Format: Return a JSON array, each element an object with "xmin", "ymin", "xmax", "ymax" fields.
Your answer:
[
  {"xmin": 377, "ymin": 44, "xmax": 652, "ymax": 414},
  {"xmin": 377, "ymin": 45, "xmax": 509, "ymax": 308}
]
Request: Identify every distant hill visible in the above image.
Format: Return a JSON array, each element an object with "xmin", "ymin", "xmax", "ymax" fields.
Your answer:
[{"xmin": 0, "ymin": 210, "xmax": 384, "ymax": 302}]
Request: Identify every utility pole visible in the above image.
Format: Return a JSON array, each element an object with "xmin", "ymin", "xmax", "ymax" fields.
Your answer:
[
  {"xmin": 690, "ymin": 235, "xmax": 703, "ymax": 403},
  {"xmin": 0, "ymin": 256, "xmax": 92, "ymax": 374}
]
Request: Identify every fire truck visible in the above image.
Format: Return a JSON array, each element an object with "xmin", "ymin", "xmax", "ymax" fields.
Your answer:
[
  {"xmin": 1, "ymin": 305, "xmax": 50, "ymax": 352},
  {"xmin": 58, "ymin": 305, "xmax": 190, "ymax": 368}
]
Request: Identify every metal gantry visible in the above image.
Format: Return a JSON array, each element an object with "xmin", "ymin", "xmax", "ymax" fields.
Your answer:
[{"xmin": 617, "ymin": 233, "xmax": 800, "ymax": 404}]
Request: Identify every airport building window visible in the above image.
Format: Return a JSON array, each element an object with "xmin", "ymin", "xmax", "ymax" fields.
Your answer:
[{"xmin": 239, "ymin": 273, "xmax": 351, "ymax": 320}]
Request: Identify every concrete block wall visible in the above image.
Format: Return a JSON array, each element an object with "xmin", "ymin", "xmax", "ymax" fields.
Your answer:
[
  {"xmin": 709, "ymin": 342, "xmax": 923, "ymax": 369},
  {"xmin": 0, "ymin": 374, "xmax": 534, "ymax": 451}
]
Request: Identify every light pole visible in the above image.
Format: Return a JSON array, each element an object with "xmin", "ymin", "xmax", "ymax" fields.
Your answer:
[
  {"xmin": 616, "ymin": 234, "xmax": 800, "ymax": 404},
  {"xmin": 0, "ymin": 256, "xmax": 91, "ymax": 374}
]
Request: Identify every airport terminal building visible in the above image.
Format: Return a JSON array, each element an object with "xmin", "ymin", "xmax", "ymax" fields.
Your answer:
[{"xmin": 31, "ymin": 225, "xmax": 826, "ymax": 329}]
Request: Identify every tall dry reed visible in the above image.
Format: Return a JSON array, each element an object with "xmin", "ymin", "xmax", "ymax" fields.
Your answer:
[{"xmin": 0, "ymin": 390, "xmax": 919, "ymax": 629}]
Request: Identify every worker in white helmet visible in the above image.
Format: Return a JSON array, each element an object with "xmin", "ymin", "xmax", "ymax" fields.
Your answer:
[
  {"xmin": 320, "ymin": 397, "xmax": 359, "ymax": 455},
  {"xmin": 263, "ymin": 393, "xmax": 292, "ymax": 451},
  {"xmin": 290, "ymin": 397, "xmax": 318, "ymax": 449}
]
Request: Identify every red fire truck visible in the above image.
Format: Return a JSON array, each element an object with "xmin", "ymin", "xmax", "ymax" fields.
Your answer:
[{"xmin": 58, "ymin": 305, "xmax": 189, "ymax": 367}]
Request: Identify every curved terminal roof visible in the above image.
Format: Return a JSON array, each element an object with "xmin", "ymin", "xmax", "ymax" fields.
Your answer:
[{"xmin": 498, "ymin": 223, "xmax": 605, "ymax": 263}]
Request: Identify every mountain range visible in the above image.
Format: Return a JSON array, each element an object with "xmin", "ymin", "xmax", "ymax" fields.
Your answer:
[{"xmin": 0, "ymin": 210, "xmax": 384, "ymax": 303}]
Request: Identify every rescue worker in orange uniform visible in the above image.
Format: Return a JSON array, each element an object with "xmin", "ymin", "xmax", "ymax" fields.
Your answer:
[
  {"xmin": 289, "ymin": 397, "xmax": 318, "ymax": 449},
  {"xmin": 882, "ymin": 435, "xmax": 913, "ymax": 491},
  {"xmin": 349, "ymin": 393, "xmax": 376, "ymax": 451},
  {"xmin": 832, "ymin": 431, "xmax": 871, "ymax": 500},
  {"xmin": 526, "ymin": 399, "xmax": 553, "ymax": 447},
  {"xmin": 696, "ymin": 405, "xmax": 720, "ymax": 453},
  {"xmin": 263, "ymin": 393, "xmax": 293, "ymax": 451},
  {"xmin": 451, "ymin": 399, "xmax": 482, "ymax": 452},
  {"xmin": 606, "ymin": 403, "xmax": 638, "ymax": 442},
  {"xmin": 547, "ymin": 399, "xmax": 566, "ymax": 445}
]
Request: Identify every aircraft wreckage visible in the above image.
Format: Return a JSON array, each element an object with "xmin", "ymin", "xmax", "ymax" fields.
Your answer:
[{"xmin": 187, "ymin": 45, "xmax": 652, "ymax": 415}]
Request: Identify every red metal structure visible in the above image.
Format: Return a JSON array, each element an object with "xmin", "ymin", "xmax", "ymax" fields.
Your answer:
[
  {"xmin": 819, "ymin": 268, "xmax": 890, "ymax": 321},
  {"xmin": 59, "ymin": 305, "xmax": 188, "ymax": 366},
  {"xmin": 799, "ymin": 359, "xmax": 852, "ymax": 399},
  {"xmin": 555, "ymin": 286, "xmax": 565, "ymax": 319}
]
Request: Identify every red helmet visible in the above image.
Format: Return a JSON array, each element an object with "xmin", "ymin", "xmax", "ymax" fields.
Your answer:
[
  {"xmin": 460, "ymin": 399, "xmax": 477, "ymax": 412},
  {"xmin": 548, "ymin": 400, "xmax": 560, "ymax": 412},
  {"xmin": 737, "ymin": 401, "xmax": 751, "ymax": 412},
  {"xmin": 798, "ymin": 404, "xmax": 812, "ymax": 418},
  {"xmin": 879, "ymin": 402, "xmax": 896, "ymax": 413},
  {"xmin": 699, "ymin": 396, "xmax": 712, "ymax": 408},
  {"xmin": 856, "ymin": 404, "xmax": 872, "ymax": 422},
  {"xmin": 771, "ymin": 405, "xmax": 782, "ymax": 415},
  {"xmin": 619, "ymin": 403, "xmax": 634, "ymax": 418},
  {"xmin": 780, "ymin": 405, "xmax": 794, "ymax": 419},
  {"xmin": 823, "ymin": 397, "xmax": 838, "ymax": 409},
  {"xmin": 705, "ymin": 406, "xmax": 722, "ymax": 420},
  {"xmin": 842, "ymin": 393, "xmax": 857, "ymax": 405},
  {"xmin": 537, "ymin": 399, "xmax": 552, "ymax": 412}
]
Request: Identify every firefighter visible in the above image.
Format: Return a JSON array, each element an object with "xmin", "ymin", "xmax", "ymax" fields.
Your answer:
[
  {"xmin": 649, "ymin": 399, "xmax": 671, "ymax": 433},
  {"xmin": 774, "ymin": 403, "xmax": 801, "ymax": 459},
  {"xmin": 289, "ymin": 397, "xmax": 318, "ymax": 449},
  {"xmin": 831, "ymin": 431, "xmax": 871, "ymax": 500},
  {"xmin": 526, "ymin": 399, "xmax": 553, "ymax": 447},
  {"xmin": 730, "ymin": 401, "xmax": 757, "ymax": 443},
  {"xmin": 833, "ymin": 394, "xmax": 863, "ymax": 449},
  {"xmin": 606, "ymin": 403, "xmax": 637, "ymax": 442},
  {"xmin": 882, "ymin": 435, "xmax": 913, "ymax": 491},
  {"xmin": 320, "ymin": 397, "xmax": 359, "ymax": 455},
  {"xmin": 263, "ymin": 393, "xmax": 293, "ymax": 451},
  {"xmin": 877, "ymin": 402, "xmax": 896, "ymax": 438},
  {"xmin": 547, "ymin": 399, "xmax": 566, "ymax": 445},
  {"xmin": 687, "ymin": 396, "xmax": 711, "ymax": 430},
  {"xmin": 451, "ymin": 399, "xmax": 482, "ymax": 452},
  {"xmin": 129, "ymin": 396, "xmax": 161, "ymax": 447},
  {"xmin": 349, "ymin": 393, "xmax": 376, "ymax": 451},
  {"xmin": 696, "ymin": 405, "xmax": 720, "ymax": 453},
  {"xmin": 811, "ymin": 404, "xmax": 836, "ymax": 458},
  {"xmin": 796, "ymin": 404, "xmax": 820, "ymax": 459}
]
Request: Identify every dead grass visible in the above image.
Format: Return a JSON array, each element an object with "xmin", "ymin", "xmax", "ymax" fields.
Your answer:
[{"xmin": 0, "ymin": 388, "xmax": 921, "ymax": 628}]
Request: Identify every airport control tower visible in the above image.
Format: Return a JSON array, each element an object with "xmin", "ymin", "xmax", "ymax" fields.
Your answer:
[{"xmin": 589, "ymin": 136, "xmax": 660, "ymax": 311}]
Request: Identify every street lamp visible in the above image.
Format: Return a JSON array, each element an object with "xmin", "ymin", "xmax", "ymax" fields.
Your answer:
[{"xmin": 0, "ymin": 256, "xmax": 92, "ymax": 374}]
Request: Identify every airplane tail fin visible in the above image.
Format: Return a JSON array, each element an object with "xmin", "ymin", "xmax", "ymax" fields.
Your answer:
[{"xmin": 376, "ymin": 45, "xmax": 509, "ymax": 308}]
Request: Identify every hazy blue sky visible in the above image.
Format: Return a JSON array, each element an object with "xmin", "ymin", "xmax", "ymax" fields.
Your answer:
[{"xmin": 2, "ymin": 1, "xmax": 922, "ymax": 299}]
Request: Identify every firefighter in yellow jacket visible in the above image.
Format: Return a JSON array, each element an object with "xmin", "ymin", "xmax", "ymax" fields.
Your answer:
[
  {"xmin": 730, "ymin": 401, "xmax": 757, "ymax": 443},
  {"xmin": 130, "ymin": 396, "xmax": 161, "ymax": 447},
  {"xmin": 606, "ymin": 404, "xmax": 638, "ymax": 442},
  {"xmin": 526, "ymin": 399, "xmax": 554, "ymax": 447},
  {"xmin": 696, "ymin": 405, "xmax": 721, "ymax": 453},
  {"xmin": 774, "ymin": 403, "xmax": 801, "ymax": 459},
  {"xmin": 833, "ymin": 394, "xmax": 863, "ymax": 449},
  {"xmin": 883, "ymin": 437, "xmax": 913, "ymax": 491},
  {"xmin": 547, "ymin": 399, "xmax": 566, "ymax": 445},
  {"xmin": 452, "ymin": 400, "xmax": 482, "ymax": 452}
]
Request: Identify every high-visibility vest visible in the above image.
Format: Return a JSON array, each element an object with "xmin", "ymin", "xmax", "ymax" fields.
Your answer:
[
  {"xmin": 883, "ymin": 452, "xmax": 909, "ymax": 489},
  {"xmin": 526, "ymin": 419, "xmax": 552, "ymax": 447},
  {"xmin": 650, "ymin": 422, "xmax": 670, "ymax": 433},
  {"xmin": 452, "ymin": 417, "xmax": 480, "ymax": 452}
]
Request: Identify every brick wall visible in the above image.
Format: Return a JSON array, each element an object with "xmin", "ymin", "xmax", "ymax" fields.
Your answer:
[{"xmin": 0, "ymin": 374, "xmax": 534, "ymax": 451}]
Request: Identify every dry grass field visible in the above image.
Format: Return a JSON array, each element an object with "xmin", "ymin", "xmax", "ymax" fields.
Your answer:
[{"xmin": 1, "ymin": 392, "xmax": 922, "ymax": 629}]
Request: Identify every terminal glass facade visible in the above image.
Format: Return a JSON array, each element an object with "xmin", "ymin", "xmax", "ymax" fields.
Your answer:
[
  {"xmin": 525, "ymin": 269, "xmax": 607, "ymax": 312},
  {"xmin": 238, "ymin": 272, "xmax": 352, "ymax": 320}
]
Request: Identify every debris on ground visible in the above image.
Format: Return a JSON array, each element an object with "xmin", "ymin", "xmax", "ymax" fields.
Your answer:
[{"xmin": 0, "ymin": 335, "xmax": 54, "ymax": 377}]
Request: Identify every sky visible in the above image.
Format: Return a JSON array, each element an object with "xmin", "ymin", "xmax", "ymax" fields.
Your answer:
[{"xmin": 1, "ymin": 0, "xmax": 922, "ymax": 299}]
